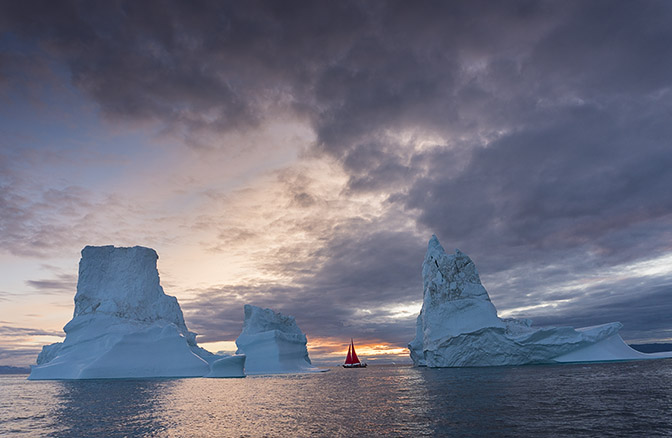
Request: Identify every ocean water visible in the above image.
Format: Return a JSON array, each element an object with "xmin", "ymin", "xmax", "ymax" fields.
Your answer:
[{"xmin": 1, "ymin": 360, "xmax": 671, "ymax": 437}]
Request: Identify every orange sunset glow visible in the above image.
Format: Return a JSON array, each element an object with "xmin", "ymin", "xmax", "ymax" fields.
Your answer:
[{"xmin": 306, "ymin": 338, "xmax": 411, "ymax": 363}]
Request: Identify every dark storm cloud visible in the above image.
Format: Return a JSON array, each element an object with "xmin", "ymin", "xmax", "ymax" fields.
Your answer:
[
  {"xmin": 3, "ymin": 0, "xmax": 672, "ymax": 343},
  {"xmin": 0, "ymin": 179, "xmax": 94, "ymax": 256},
  {"xmin": 0, "ymin": 1, "xmax": 562, "ymax": 147},
  {"xmin": 0, "ymin": 325, "xmax": 63, "ymax": 337},
  {"xmin": 0, "ymin": 347, "xmax": 41, "ymax": 365},
  {"xmin": 406, "ymin": 103, "xmax": 672, "ymax": 271},
  {"xmin": 26, "ymin": 273, "xmax": 77, "ymax": 294},
  {"xmin": 0, "ymin": 291, "xmax": 14, "ymax": 302},
  {"xmin": 0, "ymin": 148, "xmax": 178, "ymax": 257},
  {"xmin": 0, "ymin": 325, "xmax": 63, "ymax": 366},
  {"xmin": 183, "ymin": 229, "xmax": 424, "ymax": 345},
  {"xmin": 526, "ymin": 281, "xmax": 672, "ymax": 342},
  {"xmin": 0, "ymin": 0, "xmax": 368, "ymax": 147}
]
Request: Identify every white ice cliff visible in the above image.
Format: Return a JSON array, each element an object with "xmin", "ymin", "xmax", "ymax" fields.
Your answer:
[
  {"xmin": 235, "ymin": 305, "xmax": 322, "ymax": 374},
  {"xmin": 409, "ymin": 236, "xmax": 672, "ymax": 367},
  {"xmin": 29, "ymin": 245, "xmax": 245, "ymax": 379}
]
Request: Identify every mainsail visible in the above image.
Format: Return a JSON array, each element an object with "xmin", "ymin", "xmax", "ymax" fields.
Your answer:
[
  {"xmin": 345, "ymin": 343, "xmax": 353, "ymax": 364},
  {"xmin": 343, "ymin": 338, "xmax": 365, "ymax": 367}
]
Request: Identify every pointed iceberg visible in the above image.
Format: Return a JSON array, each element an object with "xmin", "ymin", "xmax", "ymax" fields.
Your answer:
[
  {"xmin": 409, "ymin": 236, "xmax": 672, "ymax": 367},
  {"xmin": 29, "ymin": 245, "xmax": 245, "ymax": 379}
]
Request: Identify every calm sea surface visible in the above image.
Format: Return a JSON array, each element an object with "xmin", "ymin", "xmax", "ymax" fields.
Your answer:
[{"xmin": 1, "ymin": 360, "xmax": 671, "ymax": 437}]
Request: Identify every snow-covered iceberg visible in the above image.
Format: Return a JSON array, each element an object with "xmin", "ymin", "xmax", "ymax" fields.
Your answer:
[
  {"xmin": 235, "ymin": 305, "xmax": 323, "ymax": 374},
  {"xmin": 29, "ymin": 245, "xmax": 245, "ymax": 379},
  {"xmin": 409, "ymin": 236, "xmax": 672, "ymax": 367}
]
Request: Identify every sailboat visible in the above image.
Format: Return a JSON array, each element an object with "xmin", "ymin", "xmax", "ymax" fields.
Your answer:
[{"xmin": 342, "ymin": 338, "xmax": 367, "ymax": 368}]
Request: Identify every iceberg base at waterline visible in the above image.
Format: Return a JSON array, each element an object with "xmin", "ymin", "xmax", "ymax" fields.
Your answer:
[
  {"xmin": 28, "ymin": 245, "xmax": 245, "ymax": 380},
  {"xmin": 409, "ymin": 236, "xmax": 672, "ymax": 367},
  {"xmin": 29, "ymin": 316, "xmax": 211, "ymax": 380},
  {"xmin": 551, "ymin": 325, "xmax": 672, "ymax": 363},
  {"xmin": 205, "ymin": 354, "xmax": 247, "ymax": 378}
]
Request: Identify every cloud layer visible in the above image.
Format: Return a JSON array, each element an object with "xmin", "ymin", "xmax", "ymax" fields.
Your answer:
[{"xmin": 2, "ymin": 1, "xmax": 672, "ymax": 364}]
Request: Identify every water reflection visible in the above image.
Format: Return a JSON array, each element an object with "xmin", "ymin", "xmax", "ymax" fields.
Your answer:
[
  {"xmin": 412, "ymin": 360, "xmax": 672, "ymax": 437},
  {"xmin": 50, "ymin": 379, "xmax": 177, "ymax": 437},
  {"xmin": 3, "ymin": 360, "xmax": 671, "ymax": 437},
  {"xmin": 147, "ymin": 366, "xmax": 437, "ymax": 437},
  {"xmin": 0, "ymin": 376, "xmax": 62, "ymax": 437},
  {"xmin": 413, "ymin": 365, "xmax": 554, "ymax": 436}
]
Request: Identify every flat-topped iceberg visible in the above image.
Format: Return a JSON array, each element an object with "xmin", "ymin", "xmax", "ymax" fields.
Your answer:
[
  {"xmin": 235, "ymin": 305, "xmax": 323, "ymax": 374},
  {"xmin": 409, "ymin": 236, "xmax": 672, "ymax": 367},
  {"xmin": 29, "ymin": 245, "xmax": 245, "ymax": 379}
]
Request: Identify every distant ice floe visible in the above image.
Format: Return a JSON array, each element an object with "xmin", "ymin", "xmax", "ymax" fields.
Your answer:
[
  {"xmin": 409, "ymin": 235, "xmax": 672, "ymax": 367},
  {"xmin": 235, "ymin": 304, "xmax": 325, "ymax": 374},
  {"xmin": 29, "ymin": 246, "xmax": 245, "ymax": 380}
]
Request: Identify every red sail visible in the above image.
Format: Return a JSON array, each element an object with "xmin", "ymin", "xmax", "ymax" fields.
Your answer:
[
  {"xmin": 350, "ymin": 339, "xmax": 361, "ymax": 364},
  {"xmin": 345, "ymin": 343, "xmax": 353, "ymax": 364}
]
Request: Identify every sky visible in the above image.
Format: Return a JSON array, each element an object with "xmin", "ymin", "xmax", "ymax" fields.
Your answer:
[{"xmin": 1, "ymin": 0, "xmax": 672, "ymax": 367}]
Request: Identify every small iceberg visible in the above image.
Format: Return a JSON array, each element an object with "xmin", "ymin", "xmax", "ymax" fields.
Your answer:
[{"xmin": 235, "ymin": 304, "xmax": 326, "ymax": 374}]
